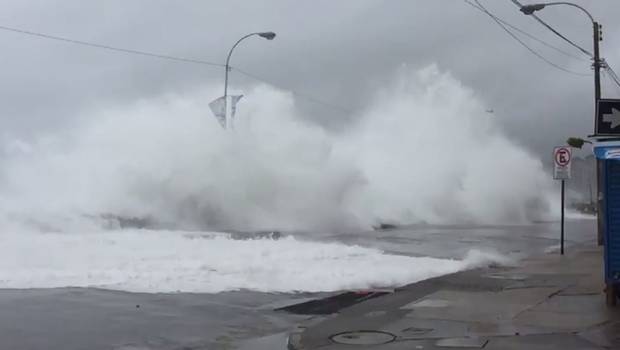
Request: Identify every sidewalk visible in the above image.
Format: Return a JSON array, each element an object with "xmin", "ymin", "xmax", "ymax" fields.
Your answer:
[{"xmin": 288, "ymin": 241, "xmax": 620, "ymax": 349}]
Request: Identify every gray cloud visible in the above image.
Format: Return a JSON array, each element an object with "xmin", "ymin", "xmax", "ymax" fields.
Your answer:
[{"xmin": 0, "ymin": 0, "xmax": 618, "ymax": 156}]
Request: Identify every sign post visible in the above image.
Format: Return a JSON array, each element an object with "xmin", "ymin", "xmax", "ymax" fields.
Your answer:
[{"xmin": 554, "ymin": 146, "xmax": 572, "ymax": 255}]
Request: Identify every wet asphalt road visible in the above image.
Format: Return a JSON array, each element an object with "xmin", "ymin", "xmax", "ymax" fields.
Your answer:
[
  {"xmin": 0, "ymin": 288, "xmax": 311, "ymax": 349},
  {"xmin": 305, "ymin": 217, "xmax": 596, "ymax": 259},
  {"xmin": 0, "ymin": 218, "xmax": 596, "ymax": 349}
]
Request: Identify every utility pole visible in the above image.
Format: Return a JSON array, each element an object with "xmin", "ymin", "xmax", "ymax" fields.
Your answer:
[
  {"xmin": 593, "ymin": 21, "xmax": 601, "ymax": 109},
  {"xmin": 520, "ymin": 2, "xmax": 604, "ymax": 245},
  {"xmin": 520, "ymin": 1, "xmax": 615, "ymax": 305},
  {"xmin": 594, "ymin": 21, "xmax": 603, "ymax": 245}
]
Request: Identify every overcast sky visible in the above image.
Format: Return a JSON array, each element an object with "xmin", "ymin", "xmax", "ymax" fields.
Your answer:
[{"xmin": 0, "ymin": 0, "xmax": 619, "ymax": 157}]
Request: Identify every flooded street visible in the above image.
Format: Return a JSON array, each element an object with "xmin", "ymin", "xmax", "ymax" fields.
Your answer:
[{"xmin": 0, "ymin": 218, "xmax": 595, "ymax": 349}]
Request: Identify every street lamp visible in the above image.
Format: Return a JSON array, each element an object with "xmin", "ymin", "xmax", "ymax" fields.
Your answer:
[
  {"xmin": 520, "ymin": 2, "xmax": 594, "ymax": 22},
  {"xmin": 519, "ymin": 2, "xmax": 601, "ymax": 126},
  {"xmin": 222, "ymin": 31, "xmax": 276, "ymax": 128},
  {"xmin": 520, "ymin": 3, "xmax": 606, "ymax": 248}
]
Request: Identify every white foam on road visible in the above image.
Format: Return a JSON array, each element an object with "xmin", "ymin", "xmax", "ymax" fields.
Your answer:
[
  {"xmin": 544, "ymin": 244, "xmax": 562, "ymax": 253},
  {"xmin": 0, "ymin": 230, "xmax": 507, "ymax": 293},
  {"xmin": 565, "ymin": 211, "xmax": 597, "ymax": 220}
]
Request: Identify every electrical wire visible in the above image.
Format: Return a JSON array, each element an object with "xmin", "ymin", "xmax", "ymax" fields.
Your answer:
[
  {"xmin": 0, "ymin": 23, "xmax": 354, "ymax": 114},
  {"xmin": 471, "ymin": 0, "xmax": 590, "ymax": 76},
  {"xmin": 608, "ymin": 69, "xmax": 620, "ymax": 88},
  {"xmin": 509, "ymin": 0, "xmax": 593, "ymax": 58},
  {"xmin": 464, "ymin": 0, "xmax": 587, "ymax": 61},
  {"xmin": 603, "ymin": 61, "xmax": 620, "ymax": 90},
  {"xmin": 603, "ymin": 70, "xmax": 620, "ymax": 95},
  {"xmin": 0, "ymin": 24, "xmax": 225, "ymax": 67},
  {"xmin": 506, "ymin": 1, "xmax": 620, "ymax": 95},
  {"xmin": 232, "ymin": 67, "xmax": 353, "ymax": 113},
  {"xmin": 605, "ymin": 62, "xmax": 620, "ymax": 85}
]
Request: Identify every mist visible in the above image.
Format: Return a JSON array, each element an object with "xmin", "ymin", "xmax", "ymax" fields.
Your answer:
[{"xmin": 0, "ymin": 65, "xmax": 555, "ymax": 233}]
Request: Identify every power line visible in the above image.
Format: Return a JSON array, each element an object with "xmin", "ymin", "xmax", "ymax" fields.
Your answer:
[
  {"xmin": 605, "ymin": 63, "xmax": 620, "ymax": 86},
  {"xmin": 603, "ymin": 70, "xmax": 620, "ymax": 95},
  {"xmin": 0, "ymin": 23, "xmax": 354, "ymax": 114},
  {"xmin": 528, "ymin": 14, "xmax": 593, "ymax": 58},
  {"xmin": 0, "ymin": 24, "xmax": 225, "ymax": 67},
  {"xmin": 509, "ymin": 0, "xmax": 593, "ymax": 58},
  {"xmin": 464, "ymin": 0, "xmax": 587, "ymax": 61},
  {"xmin": 471, "ymin": 0, "xmax": 590, "ymax": 76},
  {"xmin": 506, "ymin": 1, "xmax": 620, "ymax": 95},
  {"xmin": 608, "ymin": 68, "xmax": 620, "ymax": 87},
  {"xmin": 603, "ymin": 60, "xmax": 620, "ymax": 90},
  {"xmin": 232, "ymin": 67, "xmax": 353, "ymax": 114}
]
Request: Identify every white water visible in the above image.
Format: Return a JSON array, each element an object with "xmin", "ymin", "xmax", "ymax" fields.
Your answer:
[
  {"xmin": 0, "ymin": 230, "xmax": 509, "ymax": 293},
  {"xmin": 0, "ymin": 65, "xmax": 555, "ymax": 232},
  {"xmin": 565, "ymin": 210, "xmax": 597, "ymax": 220},
  {"xmin": 0, "ymin": 65, "xmax": 554, "ymax": 293}
]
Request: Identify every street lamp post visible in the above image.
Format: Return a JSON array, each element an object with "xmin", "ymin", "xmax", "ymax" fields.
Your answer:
[
  {"xmin": 520, "ymin": 3, "xmax": 604, "ymax": 243},
  {"xmin": 223, "ymin": 31, "xmax": 276, "ymax": 129},
  {"xmin": 520, "ymin": 3, "xmax": 601, "ymax": 127},
  {"xmin": 520, "ymin": 2, "xmax": 614, "ymax": 304}
]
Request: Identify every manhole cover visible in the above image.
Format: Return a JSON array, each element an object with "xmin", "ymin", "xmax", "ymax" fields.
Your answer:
[{"xmin": 331, "ymin": 330, "xmax": 396, "ymax": 345}]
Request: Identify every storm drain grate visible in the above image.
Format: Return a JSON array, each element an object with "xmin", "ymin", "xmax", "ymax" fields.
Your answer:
[{"xmin": 276, "ymin": 291, "xmax": 390, "ymax": 315}]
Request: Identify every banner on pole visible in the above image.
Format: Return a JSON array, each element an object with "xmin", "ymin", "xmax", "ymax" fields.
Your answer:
[
  {"xmin": 209, "ymin": 96, "xmax": 226, "ymax": 128},
  {"xmin": 209, "ymin": 95, "xmax": 244, "ymax": 129},
  {"xmin": 228, "ymin": 95, "xmax": 243, "ymax": 128}
]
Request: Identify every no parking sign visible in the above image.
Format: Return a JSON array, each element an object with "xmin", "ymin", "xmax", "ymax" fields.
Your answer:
[{"xmin": 553, "ymin": 146, "xmax": 572, "ymax": 180}]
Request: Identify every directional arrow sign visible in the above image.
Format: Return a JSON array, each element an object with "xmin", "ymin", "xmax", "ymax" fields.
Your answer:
[
  {"xmin": 603, "ymin": 107, "xmax": 620, "ymax": 129},
  {"xmin": 596, "ymin": 99, "xmax": 620, "ymax": 135}
]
